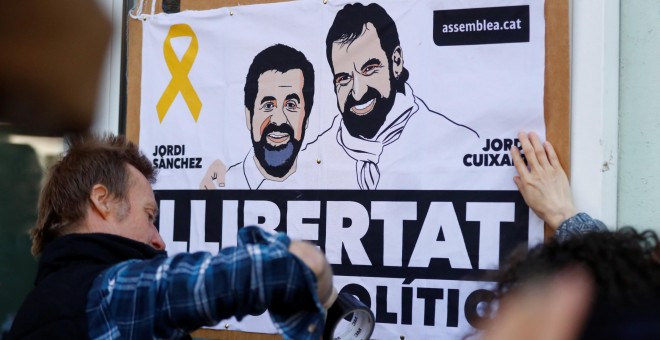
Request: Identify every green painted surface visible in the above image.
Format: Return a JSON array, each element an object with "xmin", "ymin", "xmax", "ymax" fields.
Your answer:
[{"xmin": 618, "ymin": 0, "xmax": 660, "ymax": 230}]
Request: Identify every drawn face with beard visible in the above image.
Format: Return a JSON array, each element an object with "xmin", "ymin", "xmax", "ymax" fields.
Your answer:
[
  {"xmin": 246, "ymin": 69, "xmax": 307, "ymax": 180},
  {"xmin": 331, "ymin": 22, "xmax": 401, "ymax": 139}
]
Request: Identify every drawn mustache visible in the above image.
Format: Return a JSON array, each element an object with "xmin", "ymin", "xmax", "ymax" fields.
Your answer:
[{"xmin": 343, "ymin": 87, "xmax": 381, "ymax": 115}]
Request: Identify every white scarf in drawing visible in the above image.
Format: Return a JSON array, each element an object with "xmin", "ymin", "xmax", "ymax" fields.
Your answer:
[{"xmin": 336, "ymin": 84, "xmax": 418, "ymax": 190}]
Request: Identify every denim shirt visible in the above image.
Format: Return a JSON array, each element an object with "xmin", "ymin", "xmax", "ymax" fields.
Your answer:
[{"xmin": 555, "ymin": 212, "xmax": 608, "ymax": 242}]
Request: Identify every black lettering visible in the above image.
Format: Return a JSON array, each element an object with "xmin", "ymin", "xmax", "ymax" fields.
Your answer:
[
  {"xmin": 166, "ymin": 158, "xmax": 174, "ymax": 169},
  {"xmin": 401, "ymin": 286, "xmax": 413, "ymax": 325},
  {"xmin": 487, "ymin": 153, "xmax": 500, "ymax": 166},
  {"xmin": 153, "ymin": 158, "xmax": 159, "ymax": 168},
  {"xmin": 417, "ymin": 287, "xmax": 444, "ymax": 326},
  {"xmin": 447, "ymin": 289, "xmax": 459, "ymax": 327},
  {"xmin": 153, "ymin": 189, "xmax": 529, "ymax": 281},
  {"xmin": 491, "ymin": 139, "xmax": 502, "ymax": 151},
  {"xmin": 195, "ymin": 157, "xmax": 203, "ymax": 168},
  {"xmin": 473, "ymin": 154, "xmax": 484, "ymax": 166},
  {"xmin": 434, "ymin": 6, "xmax": 530, "ymax": 46},
  {"xmin": 173, "ymin": 197, "xmax": 191, "ymax": 244},
  {"xmin": 464, "ymin": 289, "xmax": 495, "ymax": 329},
  {"xmin": 463, "ymin": 154, "xmax": 473, "ymax": 167},
  {"xmin": 376, "ymin": 286, "xmax": 397, "ymax": 324},
  {"xmin": 482, "ymin": 138, "xmax": 491, "ymax": 152},
  {"xmin": 501, "ymin": 154, "xmax": 512, "ymax": 166},
  {"xmin": 503, "ymin": 138, "xmax": 513, "ymax": 151},
  {"xmin": 339, "ymin": 284, "xmax": 371, "ymax": 309},
  {"xmin": 174, "ymin": 145, "xmax": 183, "ymax": 155},
  {"xmin": 167, "ymin": 145, "xmax": 174, "ymax": 156},
  {"xmin": 158, "ymin": 158, "xmax": 166, "ymax": 168},
  {"xmin": 152, "ymin": 145, "xmax": 158, "ymax": 157},
  {"xmin": 158, "ymin": 145, "xmax": 166, "ymax": 157}
]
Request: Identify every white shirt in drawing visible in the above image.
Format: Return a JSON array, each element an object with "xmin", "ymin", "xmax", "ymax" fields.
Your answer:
[
  {"xmin": 203, "ymin": 83, "xmax": 484, "ymax": 191},
  {"xmin": 331, "ymin": 83, "xmax": 482, "ymax": 190},
  {"xmin": 220, "ymin": 146, "xmax": 324, "ymax": 190}
]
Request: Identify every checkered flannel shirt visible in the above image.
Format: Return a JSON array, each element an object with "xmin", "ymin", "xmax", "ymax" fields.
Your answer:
[{"xmin": 86, "ymin": 226, "xmax": 324, "ymax": 339}]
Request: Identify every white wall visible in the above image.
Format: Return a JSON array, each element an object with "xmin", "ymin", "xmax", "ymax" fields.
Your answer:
[
  {"xmin": 93, "ymin": 0, "xmax": 125, "ymax": 134},
  {"xmin": 570, "ymin": 0, "xmax": 620, "ymax": 228},
  {"xmin": 617, "ymin": 0, "xmax": 660, "ymax": 231}
]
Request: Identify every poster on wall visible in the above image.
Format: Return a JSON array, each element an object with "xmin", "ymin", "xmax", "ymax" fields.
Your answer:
[{"xmin": 139, "ymin": 0, "xmax": 546, "ymax": 338}]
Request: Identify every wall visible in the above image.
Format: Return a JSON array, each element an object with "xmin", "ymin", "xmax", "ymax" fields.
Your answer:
[
  {"xmin": 618, "ymin": 0, "xmax": 660, "ymax": 231},
  {"xmin": 570, "ymin": 0, "xmax": 620, "ymax": 228},
  {"xmin": 93, "ymin": 0, "xmax": 125, "ymax": 134}
]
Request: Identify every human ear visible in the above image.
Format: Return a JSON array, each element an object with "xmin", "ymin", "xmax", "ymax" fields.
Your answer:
[
  {"xmin": 89, "ymin": 184, "xmax": 111, "ymax": 219},
  {"xmin": 245, "ymin": 107, "xmax": 252, "ymax": 131},
  {"xmin": 391, "ymin": 46, "xmax": 404, "ymax": 79}
]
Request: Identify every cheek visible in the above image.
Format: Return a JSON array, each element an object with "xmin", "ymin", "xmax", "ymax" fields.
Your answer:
[
  {"xmin": 252, "ymin": 113, "xmax": 271, "ymax": 141},
  {"xmin": 259, "ymin": 117, "xmax": 271, "ymax": 135},
  {"xmin": 294, "ymin": 112, "xmax": 305, "ymax": 140},
  {"xmin": 140, "ymin": 224, "xmax": 156, "ymax": 243},
  {"xmin": 371, "ymin": 74, "xmax": 391, "ymax": 98},
  {"xmin": 337, "ymin": 88, "xmax": 349, "ymax": 107}
]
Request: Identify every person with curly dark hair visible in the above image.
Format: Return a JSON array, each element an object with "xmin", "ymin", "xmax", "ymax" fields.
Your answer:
[
  {"xmin": 479, "ymin": 131, "xmax": 660, "ymax": 339},
  {"xmin": 497, "ymin": 227, "xmax": 660, "ymax": 306},
  {"xmin": 483, "ymin": 227, "xmax": 660, "ymax": 340}
]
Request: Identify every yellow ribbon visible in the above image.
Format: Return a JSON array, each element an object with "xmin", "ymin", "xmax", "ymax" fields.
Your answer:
[{"xmin": 156, "ymin": 24, "xmax": 202, "ymax": 123}]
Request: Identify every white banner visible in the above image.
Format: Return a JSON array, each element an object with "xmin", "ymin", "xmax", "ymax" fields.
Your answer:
[{"xmin": 139, "ymin": 0, "xmax": 545, "ymax": 338}]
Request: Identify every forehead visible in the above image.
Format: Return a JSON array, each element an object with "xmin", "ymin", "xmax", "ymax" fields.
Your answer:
[
  {"xmin": 126, "ymin": 164, "xmax": 155, "ymax": 202},
  {"xmin": 255, "ymin": 69, "xmax": 304, "ymax": 97},
  {"xmin": 331, "ymin": 23, "xmax": 387, "ymax": 69}
]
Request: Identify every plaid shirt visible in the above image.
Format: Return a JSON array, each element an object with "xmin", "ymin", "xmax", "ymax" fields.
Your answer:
[{"xmin": 86, "ymin": 226, "xmax": 324, "ymax": 339}]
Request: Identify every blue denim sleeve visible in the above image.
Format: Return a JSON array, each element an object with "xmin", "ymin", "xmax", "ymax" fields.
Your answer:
[
  {"xmin": 86, "ymin": 226, "xmax": 324, "ymax": 340},
  {"xmin": 555, "ymin": 212, "xmax": 608, "ymax": 242}
]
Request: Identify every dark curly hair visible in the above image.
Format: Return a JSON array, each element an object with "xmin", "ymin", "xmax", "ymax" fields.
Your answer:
[
  {"xmin": 244, "ymin": 44, "xmax": 314, "ymax": 119},
  {"xmin": 325, "ymin": 3, "xmax": 409, "ymax": 94},
  {"xmin": 493, "ymin": 227, "xmax": 660, "ymax": 307}
]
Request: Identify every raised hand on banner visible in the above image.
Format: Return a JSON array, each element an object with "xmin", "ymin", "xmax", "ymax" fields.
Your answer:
[
  {"xmin": 199, "ymin": 159, "xmax": 227, "ymax": 189},
  {"xmin": 510, "ymin": 131, "xmax": 576, "ymax": 230}
]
